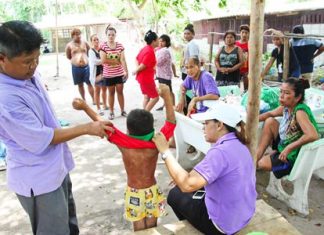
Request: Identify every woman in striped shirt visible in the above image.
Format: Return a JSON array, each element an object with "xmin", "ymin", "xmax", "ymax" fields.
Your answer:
[{"xmin": 100, "ymin": 26, "xmax": 128, "ymax": 120}]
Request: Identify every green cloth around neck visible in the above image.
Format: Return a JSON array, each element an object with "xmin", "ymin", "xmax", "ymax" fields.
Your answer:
[{"xmin": 128, "ymin": 129, "xmax": 155, "ymax": 141}]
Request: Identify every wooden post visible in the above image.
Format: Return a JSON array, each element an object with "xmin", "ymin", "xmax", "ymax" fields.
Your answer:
[
  {"xmin": 246, "ymin": 0, "xmax": 265, "ymax": 164},
  {"xmin": 54, "ymin": 0, "xmax": 59, "ymax": 77},
  {"xmin": 209, "ymin": 33, "xmax": 215, "ymax": 73},
  {"xmin": 283, "ymin": 36, "xmax": 290, "ymax": 80}
]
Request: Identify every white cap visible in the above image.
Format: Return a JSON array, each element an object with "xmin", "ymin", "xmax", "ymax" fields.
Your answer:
[{"xmin": 191, "ymin": 103, "xmax": 243, "ymax": 128}]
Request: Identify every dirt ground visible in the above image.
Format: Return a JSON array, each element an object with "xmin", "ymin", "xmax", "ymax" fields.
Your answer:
[{"xmin": 0, "ymin": 53, "xmax": 324, "ymax": 235}]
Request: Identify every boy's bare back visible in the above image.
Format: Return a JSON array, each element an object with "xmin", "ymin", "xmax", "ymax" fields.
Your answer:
[{"xmin": 120, "ymin": 148, "xmax": 158, "ymax": 189}]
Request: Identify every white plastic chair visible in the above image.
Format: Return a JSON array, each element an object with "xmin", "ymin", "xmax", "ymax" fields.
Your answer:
[
  {"xmin": 266, "ymin": 138, "xmax": 324, "ymax": 215},
  {"xmin": 174, "ymin": 112, "xmax": 210, "ymax": 170}
]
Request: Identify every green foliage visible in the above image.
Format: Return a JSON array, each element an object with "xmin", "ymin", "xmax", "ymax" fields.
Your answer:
[
  {"xmin": 0, "ymin": 0, "xmax": 46, "ymax": 22},
  {"xmin": 218, "ymin": 0, "xmax": 227, "ymax": 8}
]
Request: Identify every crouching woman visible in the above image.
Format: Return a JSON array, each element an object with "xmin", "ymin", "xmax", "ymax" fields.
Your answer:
[{"xmin": 152, "ymin": 104, "xmax": 257, "ymax": 235}]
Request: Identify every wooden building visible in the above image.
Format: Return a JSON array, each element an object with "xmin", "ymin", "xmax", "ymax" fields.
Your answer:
[
  {"xmin": 35, "ymin": 15, "xmax": 136, "ymax": 53},
  {"xmin": 193, "ymin": 5, "xmax": 324, "ymax": 45}
]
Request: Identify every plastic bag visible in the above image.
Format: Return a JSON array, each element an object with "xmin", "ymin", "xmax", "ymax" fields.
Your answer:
[{"xmin": 241, "ymin": 87, "xmax": 280, "ymax": 112}]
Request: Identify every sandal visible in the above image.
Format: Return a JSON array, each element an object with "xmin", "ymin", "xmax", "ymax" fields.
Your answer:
[
  {"xmin": 121, "ymin": 111, "xmax": 127, "ymax": 117},
  {"xmin": 109, "ymin": 112, "xmax": 115, "ymax": 120},
  {"xmin": 97, "ymin": 109, "xmax": 104, "ymax": 116}
]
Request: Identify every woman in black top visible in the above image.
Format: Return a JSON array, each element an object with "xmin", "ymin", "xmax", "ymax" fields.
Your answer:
[{"xmin": 215, "ymin": 30, "xmax": 243, "ymax": 86}]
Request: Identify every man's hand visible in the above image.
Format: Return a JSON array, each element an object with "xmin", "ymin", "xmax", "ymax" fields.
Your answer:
[
  {"xmin": 152, "ymin": 132, "xmax": 169, "ymax": 153},
  {"xmin": 72, "ymin": 98, "xmax": 88, "ymax": 111},
  {"xmin": 158, "ymin": 84, "xmax": 170, "ymax": 99},
  {"xmin": 86, "ymin": 121, "xmax": 114, "ymax": 139}
]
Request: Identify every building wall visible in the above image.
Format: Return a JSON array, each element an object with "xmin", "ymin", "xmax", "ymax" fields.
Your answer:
[{"xmin": 194, "ymin": 9, "xmax": 324, "ymax": 43}]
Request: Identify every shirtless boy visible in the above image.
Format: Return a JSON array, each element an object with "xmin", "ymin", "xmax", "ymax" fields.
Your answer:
[
  {"xmin": 65, "ymin": 28, "xmax": 95, "ymax": 103},
  {"xmin": 73, "ymin": 84, "xmax": 176, "ymax": 231}
]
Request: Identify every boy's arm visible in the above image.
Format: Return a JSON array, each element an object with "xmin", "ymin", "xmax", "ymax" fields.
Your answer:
[
  {"xmin": 159, "ymin": 84, "xmax": 175, "ymax": 123},
  {"xmin": 72, "ymin": 98, "xmax": 106, "ymax": 122}
]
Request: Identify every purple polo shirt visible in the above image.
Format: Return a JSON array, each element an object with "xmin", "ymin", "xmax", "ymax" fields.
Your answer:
[
  {"xmin": 183, "ymin": 71, "xmax": 219, "ymax": 113},
  {"xmin": 194, "ymin": 132, "xmax": 257, "ymax": 234},
  {"xmin": 0, "ymin": 72, "xmax": 74, "ymax": 197}
]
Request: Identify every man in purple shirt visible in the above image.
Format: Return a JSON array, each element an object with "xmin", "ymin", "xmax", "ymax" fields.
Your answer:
[
  {"xmin": 176, "ymin": 57, "xmax": 219, "ymax": 116},
  {"xmin": 152, "ymin": 103, "xmax": 257, "ymax": 234},
  {"xmin": 0, "ymin": 21, "xmax": 110, "ymax": 235}
]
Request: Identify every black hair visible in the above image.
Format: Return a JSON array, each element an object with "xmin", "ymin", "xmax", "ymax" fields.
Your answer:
[
  {"xmin": 184, "ymin": 23, "xmax": 195, "ymax": 35},
  {"xmin": 224, "ymin": 30, "xmax": 237, "ymax": 40},
  {"xmin": 105, "ymin": 25, "xmax": 117, "ymax": 35},
  {"xmin": 144, "ymin": 30, "xmax": 158, "ymax": 45},
  {"xmin": 0, "ymin": 20, "xmax": 45, "ymax": 59},
  {"xmin": 239, "ymin": 24, "xmax": 250, "ymax": 32},
  {"xmin": 213, "ymin": 120, "xmax": 248, "ymax": 144},
  {"xmin": 127, "ymin": 109, "xmax": 154, "ymax": 135},
  {"xmin": 71, "ymin": 28, "xmax": 81, "ymax": 38},
  {"xmin": 90, "ymin": 34, "xmax": 98, "ymax": 42},
  {"xmin": 159, "ymin": 34, "xmax": 171, "ymax": 48},
  {"xmin": 292, "ymin": 25, "xmax": 304, "ymax": 35},
  {"xmin": 188, "ymin": 56, "xmax": 200, "ymax": 66},
  {"xmin": 284, "ymin": 77, "xmax": 305, "ymax": 103}
]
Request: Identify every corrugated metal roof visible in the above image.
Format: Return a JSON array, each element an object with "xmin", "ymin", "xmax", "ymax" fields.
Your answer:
[
  {"xmin": 34, "ymin": 15, "xmax": 122, "ymax": 30},
  {"xmin": 192, "ymin": 0, "xmax": 324, "ymax": 21}
]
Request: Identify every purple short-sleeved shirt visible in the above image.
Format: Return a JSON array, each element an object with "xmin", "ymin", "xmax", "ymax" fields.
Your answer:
[
  {"xmin": 182, "ymin": 71, "xmax": 219, "ymax": 113},
  {"xmin": 0, "ymin": 72, "xmax": 74, "ymax": 197},
  {"xmin": 194, "ymin": 132, "xmax": 257, "ymax": 234}
]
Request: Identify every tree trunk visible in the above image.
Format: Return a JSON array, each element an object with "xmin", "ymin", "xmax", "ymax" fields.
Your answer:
[
  {"xmin": 126, "ymin": 0, "xmax": 148, "ymax": 44},
  {"xmin": 246, "ymin": 0, "xmax": 265, "ymax": 164},
  {"xmin": 283, "ymin": 36, "xmax": 290, "ymax": 81}
]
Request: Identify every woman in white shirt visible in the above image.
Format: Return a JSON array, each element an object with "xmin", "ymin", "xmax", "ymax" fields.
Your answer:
[{"xmin": 89, "ymin": 34, "xmax": 106, "ymax": 115}]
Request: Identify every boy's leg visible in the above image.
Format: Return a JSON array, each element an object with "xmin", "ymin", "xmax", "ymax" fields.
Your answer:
[
  {"xmin": 133, "ymin": 219, "xmax": 146, "ymax": 231},
  {"xmin": 16, "ymin": 175, "xmax": 78, "ymax": 235}
]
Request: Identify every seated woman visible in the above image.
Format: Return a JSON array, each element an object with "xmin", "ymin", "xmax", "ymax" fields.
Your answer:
[
  {"xmin": 152, "ymin": 104, "xmax": 257, "ymax": 235},
  {"xmin": 256, "ymin": 78, "xmax": 319, "ymax": 178},
  {"xmin": 176, "ymin": 57, "xmax": 220, "ymax": 116}
]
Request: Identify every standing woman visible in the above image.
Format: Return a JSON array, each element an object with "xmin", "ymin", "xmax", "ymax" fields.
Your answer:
[
  {"xmin": 215, "ymin": 30, "xmax": 243, "ymax": 87},
  {"xmin": 100, "ymin": 26, "xmax": 128, "ymax": 120},
  {"xmin": 133, "ymin": 30, "xmax": 160, "ymax": 111},
  {"xmin": 156, "ymin": 34, "xmax": 175, "ymax": 108},
  {"xmin": 89, "ymin": 34, "xmax": 105, "ymax": 115},
  {"xmin": 180, "ymin": 23, "xmax": 200, "ymax": 81}
]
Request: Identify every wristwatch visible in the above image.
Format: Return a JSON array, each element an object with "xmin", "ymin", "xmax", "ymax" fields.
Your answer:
[{"xmin": 161, "ymin": 149, "xmax": 172, "ymax": 161}]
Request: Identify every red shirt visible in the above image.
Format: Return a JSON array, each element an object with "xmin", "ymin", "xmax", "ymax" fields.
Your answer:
[
  {"xmin": 106, "ymin": 121, "xmax": 176, "ymax": 149},
  {"xmin": 136, "ymin": 45, "xmax": 156, "ymax": 84},
  {"xmin": 235, "ymin": 41, "xmax": 249, "ymax": 74}
]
